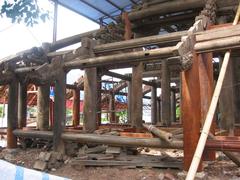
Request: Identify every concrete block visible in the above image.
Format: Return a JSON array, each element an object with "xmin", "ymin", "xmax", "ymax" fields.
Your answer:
[{"xmin": 33, "ymin": 160, "xmax": 47, "ymax": 171}]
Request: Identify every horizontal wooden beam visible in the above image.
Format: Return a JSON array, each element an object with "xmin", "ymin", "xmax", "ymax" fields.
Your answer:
[
  {"xmin": 65, "ymin": 46, "xmax": 178, "ymax": 69},
  {"xmin": 128, "ymin": 0, "xmax": 205, "ymax": 21},
  {"xmin": 94, "ymin": 31, "xmax": 186, "ymax": 54}
]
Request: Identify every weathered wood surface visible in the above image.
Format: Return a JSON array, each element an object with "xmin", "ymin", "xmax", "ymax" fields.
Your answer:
[
  {"xmin": 53, "ymin": 69, "xmax": 66, "ymax": 153},
  {"xmin": 181, "ymin": 51, "xmax": 202, "ymax": 171},
  {"xmin": 196, "ymin": 24, "xmax": 240, "ymax": 42},
  {"xmin": 143, "ymin": 124, "xmax": 173, "ymax": 142},
  {"xmin": 71, "ymin": 159, "xmax": 182, "ymax": 169},
  {"xmin": 83, "ymin": 68, "xmax": 97, "ymax": 132},
  {"xmin": 170, "ymin": 90, "xmax": 176, "ymax": 123},
  {"xmin": 198, "ymin": 53, "xmax": 216, "ymax": 161},
  {"xmin": 7, "ymin": 80, "xmax": 18, "ymax": 149},
  {"xmin": 94, "ymin": 31, "xmax": 186, "ymax": 53},
  {"xmin": 128, "ymin": 0, "xmax": 204, "ymax": 21},
  {"xmin": 130, "ymin": 63, "xmax": 143, "ymax": 130},
  {"xmin": 195, "ymin": 36, "xmax": 240, "ymax": 53},
  {"xmin": 65, "ymin": 46, "xmax": 177, "ymax": 69},
  {"xmin": 37, "ymin": 84, "xmax": 50, "ymax": 131},
  {"xmin": 49, "ymin": 29, "xmax": 99, "ymax": 52},
  {"xmin": 72, "ymin": 89, "xmax": 80, "ymax": 127},
  {"xmin": 13, "ymin": 130, "xmax": 183, "ymax": 149},
  {"xmin": 18, "ymin": 83, "xmax": 27, "ymax": 129},
  {"xmin": 151, "ymin": 86, "xmax": 157, "ymax": 125},
  {"xmin": 161, "ymin": 61, "xmax": 171, "ymax": 126}
]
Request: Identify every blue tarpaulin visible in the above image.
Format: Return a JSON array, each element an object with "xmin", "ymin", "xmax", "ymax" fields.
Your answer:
[{"xmin": 0, "ymin": 160, "xmax": 70, "ymax": 180}]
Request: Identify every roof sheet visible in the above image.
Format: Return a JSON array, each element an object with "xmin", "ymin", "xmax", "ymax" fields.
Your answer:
[{"xmin": 57, "ymin": 0, "xmax": 141, "ymax": 25}]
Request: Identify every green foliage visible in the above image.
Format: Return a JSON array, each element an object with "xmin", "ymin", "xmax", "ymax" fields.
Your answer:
[
  {"xmin": 116, "ymin": 110, "xmax": 127, "ymax": 123},
  {"xmin": 0, "ymin": 0, "xmax": 49, "ymax": 26},
  {"xmin": 0, "ymin": 105, "xmax": 3, "ymax": 118}
]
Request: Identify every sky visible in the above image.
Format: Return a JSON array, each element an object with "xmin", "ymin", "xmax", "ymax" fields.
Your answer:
[{"xmin": 0, "ymin": 0, "xmax": 99, "ymax": 84}]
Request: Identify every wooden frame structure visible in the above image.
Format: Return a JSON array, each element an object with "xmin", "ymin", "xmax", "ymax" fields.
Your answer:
[{"xmin": 0, "ymin": 0, "xmax": 240, "ymax": 176}]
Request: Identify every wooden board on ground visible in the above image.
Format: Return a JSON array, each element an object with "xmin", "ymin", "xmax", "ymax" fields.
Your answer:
[{"xmin": 71, "ymin": 159, "xmax": 182, "ymax": 169}]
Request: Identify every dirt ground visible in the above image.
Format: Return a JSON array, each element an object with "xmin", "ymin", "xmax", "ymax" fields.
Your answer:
[{"xmin": 0, "ymin": 147, "xmax": 240, "ymax": 180}]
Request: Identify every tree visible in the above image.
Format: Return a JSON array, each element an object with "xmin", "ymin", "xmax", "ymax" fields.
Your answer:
[{"xmin": 0, "ymin": 0, "xmax": 49, "ymax": 26}]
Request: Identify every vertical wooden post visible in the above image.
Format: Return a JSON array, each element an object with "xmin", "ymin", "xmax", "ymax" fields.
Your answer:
[
  {"xmin": 18, "ymin": 83, "xmax": 27, "ymax": 129},
  {"xmin": 7, "ymin": 80, "xmax": 18, "ymax": 149},
  {"xmin": 83, "ymin": 68, "xmax": 97, "ymax": 132},
  {"xmin": 49, "ymin": 98, "xmax": 54, "ymax": 128},
  {"xmin": 109, "ymin": 93, "xmax": 116, "ymax": 123},
  {"xmin": 161, "ymin": 61, "xmax": 171, "ymax": 126},
  {"xmin": 157, "ymin": 98, "xmax": 161, "ymax": 124},
  {"xmin": 53, "ymin": 70, "xmax": 66, "ymax": 153},
  {"xmin": 170, "ymin": 89, "xmax": 176, "ymax": 123},
  {"xmin": 122, "ymin": 12, "xmax": 132, "ymax": 40},
  {"xmin": 72, "ymin": 89, "xmax": 80, "ymax": 127},
  {"xmin": 131, "ymin": 63, "xmax": 143, "ymax": 130},
  {"xmin": 127, "ymin": 81, "xmax": 132, "ymax": 123},
  {"xmin": 96, "ymin": 71, "xmax": 102, "ymax": 126},
  {"xmin": 219, "ymin": 56, "xmax": 235, "ymax": 132},
  {"xmin": 182, "ymin": 52, "xmax": 202, "ymax": 171},
  {"xmin": 151, "ymin": 85, "xmax": 157, "ymax": 125},
  {"xmin": 198, "ymin": 53, "xmax": 216, "ymax": 161},
  {"xmin": 37, "ymin": 84, "xmax": 50, "ymax": 130}
]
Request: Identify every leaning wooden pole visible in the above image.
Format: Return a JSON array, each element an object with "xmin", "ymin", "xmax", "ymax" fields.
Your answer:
[{"xmin": 186, "ymin": 4, "xmax": 240, "ymax": 180}]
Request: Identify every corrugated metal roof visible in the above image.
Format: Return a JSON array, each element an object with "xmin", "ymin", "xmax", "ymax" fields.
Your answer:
[{"xmin": 57, "ymin": 0, "xmax": 141, "ymax": 25}]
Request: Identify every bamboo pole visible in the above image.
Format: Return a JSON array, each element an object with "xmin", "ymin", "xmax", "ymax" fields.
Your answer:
[{"xmin": 186, "ymin": 4, "xmax": 240, "ymax": 180}]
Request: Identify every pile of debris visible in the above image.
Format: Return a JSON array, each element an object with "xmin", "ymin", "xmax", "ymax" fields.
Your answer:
[
  {"xmin": 33, "ymin": 151, "xmax": 69, "ymax": 172},
  {"xmin": 70, "ymin": 144, "xmax": 182, "ymax": 170}
]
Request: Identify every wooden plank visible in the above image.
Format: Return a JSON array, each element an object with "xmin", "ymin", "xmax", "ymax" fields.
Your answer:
[
  {"xmin": 181, "ymin": 52, "xmax": 202, "ymax": 171},
  {"xmin": 71, "ymin": 159, "xmax": 182, "ymax": 169}
]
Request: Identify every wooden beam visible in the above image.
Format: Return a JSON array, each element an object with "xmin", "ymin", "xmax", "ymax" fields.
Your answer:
[
  {"xmin": 170, "ymin": 90, "xmax": 176, "ymax": 123},
  {"xmin": 128, "ymin": 0, "xmax": 204, "ymax": 21},
  {"xmin": 53, "ymin": 69, "xmax": 66, "ymax": 153},
  {"xmin": 93, "ymin": 31, "xmax": 186, "ymax": 54},
  {"xmin": 72, "ymin": 89, "xmax": 80, "ymax": 127},
  {"xmin": 181, "ymin": 52, "xmax": 202, "ymax": 171},
  {"xmin": 161, "ymin": 61, "xmax": 171, "ymax": 126},
  {"xmin": 198, "ymin": 53, "xmax": 216, "ymax": 161},
  {"xmin": 151, "ymin": 85, "xmax": 157, "ymax": 125},
  {"xmin": 83, "ymin": 68, "xmax": 97, "ymax": 132},
  {"xmin": 13, "ymin": 129, "xmax": 183, "ymax": 149},
  {"xmin": 37, "ymin": 84, "xmax": 50, "ymax": 130},
  {"xmin": 7, "ymin": 79, "xmax": 18, "ymax": 149},
  {"xmin": 65, "ymin": 46, "xmax": 177, "ymax": 69},
  {"xmin": 18, "ymin": 83, "xmax": 27, "ymax": 129},
  {"xmin": 131, "ymin": 63, "xmax": 143, "ymax": 130}
]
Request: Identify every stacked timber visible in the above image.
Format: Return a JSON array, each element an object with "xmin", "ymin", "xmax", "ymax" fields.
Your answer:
[{"xmin": 72, "ymin": 144, "xmax": 182, "ymax": 169}]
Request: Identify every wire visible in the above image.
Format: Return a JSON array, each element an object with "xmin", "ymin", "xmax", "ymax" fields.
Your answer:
[{"xmin": 0, "ymin": 24, "xmax": 15, "ymax": 32}]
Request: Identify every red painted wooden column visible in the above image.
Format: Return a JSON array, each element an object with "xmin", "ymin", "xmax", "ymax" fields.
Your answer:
[
  {"xmin": 72, "ymin": 89, "xmax": 80, "ymax": 127},
  {"xmin": 182, "ymin": 52, "xmax": 202, "ymax": 171},
  {"xmin": 198, "ymin": 53, "xmax": 216, "ymax": 161}
]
